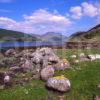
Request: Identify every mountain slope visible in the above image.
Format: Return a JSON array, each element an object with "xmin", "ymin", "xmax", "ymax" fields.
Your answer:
[
  {"xmin": 0, "ymin": 28, "xmax": 39, "ymax": 42},
  {"xmin": 69, "ymin": 24, "xmax": 100, "ymax": 42}
]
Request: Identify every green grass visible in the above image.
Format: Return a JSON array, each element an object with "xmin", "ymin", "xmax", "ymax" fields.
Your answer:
[{"xmin": 0, "ymin": 49, "xmax": 100, "ymax": 100}]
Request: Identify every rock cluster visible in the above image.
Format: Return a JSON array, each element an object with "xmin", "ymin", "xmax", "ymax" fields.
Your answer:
[{"xmin": 0, "ymin": 47, "xmax": 71, "ymax": 92}]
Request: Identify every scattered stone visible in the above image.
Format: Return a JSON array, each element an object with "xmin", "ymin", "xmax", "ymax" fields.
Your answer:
[
  {"xmin": 95, "ymin": 54, "xmax": 100, "ymax": 59},
  {"xmin": 46, "ymin": 75, "xmax": 71, "ymax": 92},
  {"xmin": 0, "ymin": 85, "xmax": 4, "ymax": 90},
  {"xmin": 97, "ymin": 84, "xmax": 100, "ymax": 89},
  {"xmin": 94, "ymin": 96, "xmax": 100, "ymax": 100},
  {"xmin": 54, "ymin": 59, "xmax": 70, "ymax": 70},
  {"xmin": 4, "ymin": 72, "xmax": 12, "ymax": 88},
  {"xmin": 87, "ymin": 55, "xmax": 96, "ymax": 61},
  {"xmin": 70, "ymin": 55, "xmax": 77, "ymax": 58},
  {"xmin": 79, "ymin": 53, "xmax": 85, "ymax": 57}
]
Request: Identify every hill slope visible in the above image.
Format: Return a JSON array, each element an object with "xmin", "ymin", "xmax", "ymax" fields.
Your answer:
[
  {"xmin": 0, "ymin": 28, "xmax": 39, "ymax": 42},
  {"xmin": 69, "ymin": 24, "xmax": 100, "ymax": 42}
]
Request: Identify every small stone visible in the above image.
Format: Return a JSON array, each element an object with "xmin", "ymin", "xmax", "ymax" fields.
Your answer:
[
  {"xmin": 0, "ymin": 85, "xmax": 4, "ymax": 90},
  {"xmin": 97, "ymin": 84, "xmax": 100, "ymax": 89},
  {"xmin": 94, "ymin": 96, "xmax": 100, "ymax": 100}
]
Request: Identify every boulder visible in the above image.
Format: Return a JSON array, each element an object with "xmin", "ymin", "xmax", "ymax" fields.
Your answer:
[
  {"xmin": 31, "ymin": 47, "xmax": 60, "ymax": 69},
  {"xmin": 5, "ymin": 49, "xmax": 16, "ymax": 56},
  {"xmin": 21, "ymin": 60, "xmax": 34, "ymax": 71},
  {"xmin": 41, "ymin": 66, "xmax": 54, "ymax": 81},
  {"xmin": 54, "ymin": 59, "xmax": 70, "ymax": 70},
  {"xmin": 46, "ymin": 75, "xmax": 71, "ymax": 92},
  {"xmin": 31, "ymin": 53, "xmax": 43, "ymax": 64},
  {"xmin": 87, "ymin": 55, "xmax": 96, "ymax": 61}
]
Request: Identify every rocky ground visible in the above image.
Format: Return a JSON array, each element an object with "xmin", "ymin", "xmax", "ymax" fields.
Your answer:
[
  {"xmin": 0, "ymin": 48, "xmax": 100, "ymax": 100},
  {"xmin": 0, "ymin": 48, "xmax": 71, "ymax": 92}
]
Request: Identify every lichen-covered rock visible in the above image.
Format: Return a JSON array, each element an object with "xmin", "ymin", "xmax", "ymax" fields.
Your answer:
[
  {"xmin": 41, "ymin": 66, "xmax": 54, "ymax": 81},
  {"xmin": 46, "ymin": 75, "xmax": 71, "ymax": 92}
]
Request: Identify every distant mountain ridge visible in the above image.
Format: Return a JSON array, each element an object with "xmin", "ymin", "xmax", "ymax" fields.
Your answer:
[
  {"xmin": 0, "ymin": 28, "xmax": 67, "ymax": 44},
  {"xmin": 35, "ymin": 32, "xmax": 67, "ymax": 43},
  {"xmin": 69, "ymin": 24, "xmax": 100, "ymax": 42}
]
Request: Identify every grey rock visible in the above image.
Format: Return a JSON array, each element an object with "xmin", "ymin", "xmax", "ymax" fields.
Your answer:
[
  {"xmin": 94, "ymin": 96, "xmax": 100, "ymax": 100},
  {"xmin": 41, "ymin": 66, "xmax": 54, "ymax": 81},
  {"xmin": 54, "ymin": 60, "xmax": 70, "ymax": 70},
  {"xmin": 5, "ymin": 49, "xmax": 16, "ymax": 56},
  {"xmin": 21, "ymin": 60, "xmax": 34, "ymax": 70}
]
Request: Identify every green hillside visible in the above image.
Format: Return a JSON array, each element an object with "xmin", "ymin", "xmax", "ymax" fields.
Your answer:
[
  {"xmin": 0, "ymin": 28, "xmax": 39, "ymax": 42},
  {"xmin": 69, "ymin": 24, "xmax": 100, "ymax": 42}
]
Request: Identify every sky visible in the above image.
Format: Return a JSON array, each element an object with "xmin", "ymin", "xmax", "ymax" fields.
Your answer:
[{"xmin": 0, "ymin": 0, "xmax": 100, "ymax": 36}]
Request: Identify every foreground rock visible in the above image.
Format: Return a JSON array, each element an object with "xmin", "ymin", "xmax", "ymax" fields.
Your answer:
[
  {"xmin": 46, "ymin": 75, "xmax": 71, "ymax": 92},
  {"xmin": 41, "ymin": 66, "xmax": 54, "ymax": 81}
]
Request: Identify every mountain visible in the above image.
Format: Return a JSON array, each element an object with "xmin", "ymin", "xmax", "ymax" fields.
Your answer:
[
  {"xmin": 36, "ymin": 32, "xmax": 67, "ymax": 43},
  {"xmin": 69, "ymin": 24, "xmax": 100, "ymax": 42},
  {"xmin": 0, "ymin": 28, "xmax": 67, "ymax": 44},
  {"xmin": 0, "ymin": 28, "xmax": 40, "ymax": 42}
]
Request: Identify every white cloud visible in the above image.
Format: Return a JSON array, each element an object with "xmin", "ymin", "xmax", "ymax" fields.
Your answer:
[
  {"xmin": 0, "ymin": 17, "xmax": 18, "ymax": 27},
  {"xmin": 70, "ymin": 6, "xmax": 82, "ymax": 19},
  {"xmin": 82, "ymin": 2, "xmax": 98, "ymax": 17},
  {"xmin": 0, "ymin": 9, "xmax": 72, "ymax": 34},
  {"xmin": 70, "ymin": 2, "xmax": 100, "ymax": 19},
  {"xmin": 0, "ymin": 0, "xmax": 12, "ymax": 3}
]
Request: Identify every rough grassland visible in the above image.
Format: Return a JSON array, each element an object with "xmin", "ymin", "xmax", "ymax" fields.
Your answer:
[{"xmin": 0, "ymin": 49, "xmax": 100, "ymax": 100}]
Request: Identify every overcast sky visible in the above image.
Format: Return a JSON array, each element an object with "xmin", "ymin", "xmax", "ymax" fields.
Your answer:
[{"xmin": 0, "ymin": 0, "xmax": 100, "ymax": 36}]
